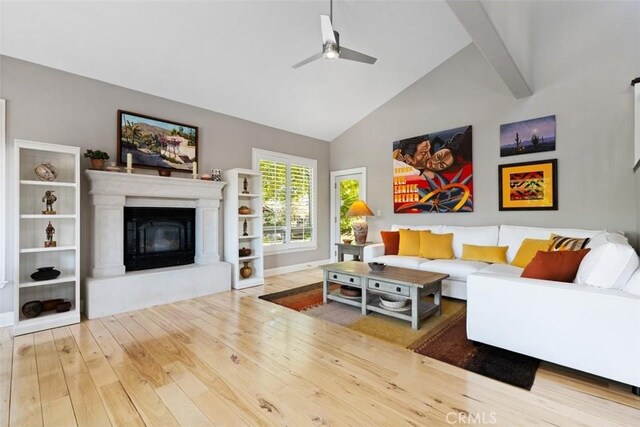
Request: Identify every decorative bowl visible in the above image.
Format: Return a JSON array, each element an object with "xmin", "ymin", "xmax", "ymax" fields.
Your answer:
[
  {"xmin": 158, "ymin": 169, "xmax": 172, "ymax": 177},
  {"xmin": 34, "ymin": 162, "xmax": 57, "ymax": 181},
  {"xmin": 379, "ymin": 294, "xmax": 408, "ymax": 309},
  {"xmin": 239, "ymin": 247, "xmax": 252, "ymax": 257},
  {"xmin": 340, "ymin": 285, "xmax": 362, "ymax": 297},
  {"xmin": 342, "ymin": 238, "xmax": 353, "ymax": 244},
  {"xmin": 238, "ymin": 206, "xmax": 252, "ymax": 215},
  {"xmin": 30, "ymin": 266, "xmax": 61, "ymax": 281},
  {"xmin": 368, "ymin": 262, "xmax": 386, "ymax": 272}
]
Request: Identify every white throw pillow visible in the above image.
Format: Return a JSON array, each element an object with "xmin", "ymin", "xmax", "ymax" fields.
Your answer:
[
  {"xmin": 623, "ymin": 269, "xmax": 640, "ymax": 296},
  {"xmin": 574, "ymin": 232, "xmax": 639, "ymax": 289}
]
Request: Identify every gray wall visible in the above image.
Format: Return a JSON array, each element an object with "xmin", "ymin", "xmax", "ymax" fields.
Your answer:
[
  {"xmin": 0, "ymin": 56, "xmax": 330, "ymax": 312},
  {"xmin": 331, "ymin": 1, "xmax": 640, "ymax": 248}
]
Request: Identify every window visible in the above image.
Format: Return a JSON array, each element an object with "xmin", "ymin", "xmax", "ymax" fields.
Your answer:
[{"xmin": 253, "ymin": 149, "xmax": 317, "ymax": 253}]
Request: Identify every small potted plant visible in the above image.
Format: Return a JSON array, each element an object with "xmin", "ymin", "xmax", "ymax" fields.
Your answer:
[{"xmin": 84, "ymin": 149, "xmax": 110, "ymax": 170}]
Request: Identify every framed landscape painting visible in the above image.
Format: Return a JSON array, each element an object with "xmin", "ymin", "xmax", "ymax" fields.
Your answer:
[
  {"xmin": 392, "ymin": 125, "xmax": 473, "ymax": 213},
  {"xmin": 500, "ymin": 115, "xmax": 556, "ymax": 157},
  {"xmin": 117, "ymin": 110, "xmax": 198, "ymax": 172},
  {"xmin": 499, "ymin": 159, "xmax": 558, "ymax": 211}
]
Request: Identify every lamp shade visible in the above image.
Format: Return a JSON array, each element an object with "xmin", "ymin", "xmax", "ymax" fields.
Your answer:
[{"xmin": 346, "ymin": 200, "xmax": 374, "ymax": 217}]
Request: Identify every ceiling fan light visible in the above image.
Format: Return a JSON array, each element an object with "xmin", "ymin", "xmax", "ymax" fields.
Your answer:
[{"xmin": 323, "ymin": 43, "xmax": 339, "ymax": 60}]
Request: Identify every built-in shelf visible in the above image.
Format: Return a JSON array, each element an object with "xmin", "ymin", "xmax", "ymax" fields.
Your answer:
[
  {"xmin": 20, "ymin": 214, "xmax": 77, "ymax": 219},
  {"xmin": 20, "ymin": 180, "xmax": 77, "ymax": 188},
  {"xmin": 238, "ymin": 214, "xmax": 260, "ymax": 218},
  {"xmin": 239, "ymin": 255, "xmax": 260, "ymax": 261},
  {"xmin": 19, "ymin": 275, "xmax": 76, "ymax": 288},
  {"xmin": 17, "ymin": 306, "xmax": 77, "ymax": 326},
  {"xmin": 238, "ymin": 235, "xmax": 260, "ymax": 239},
  {"xmin": 238, "ymin": 193, "xmax": 260, "ymax": 198},
  {"xmin": 20, "ymin": 246, "xmax": 76, "ymax": 254}
]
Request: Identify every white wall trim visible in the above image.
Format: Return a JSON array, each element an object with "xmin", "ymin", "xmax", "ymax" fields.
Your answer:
[
  {"xmin": 264, "ymin": 258, "xmax": 331, "ymax": 277},
  {"xmin": 0, "ymin": 312, "xmax": 13, "ymax": 328}
]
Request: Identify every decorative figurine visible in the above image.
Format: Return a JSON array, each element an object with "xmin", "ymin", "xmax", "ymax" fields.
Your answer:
[
  {"xmin": 44, "ymin": 221, "xmax": 57, "ymax": 248},
  {"xmin": 242, "ymin": 177, "xmax": 249, "ymax": 194},
  {"xmin": 42, "ymin": 190, "xmax": 57, "ymax": 214},
  {"xmin": 212, "ymin": 169, "xmax": 223, "ymax": 182},
  {"xmin": 34, "ymin": 162, "xmax": 57, "ymax": 181},
  {"xmin": 242, "ymin": 219, "xmax": 248, "ymax": 236}
]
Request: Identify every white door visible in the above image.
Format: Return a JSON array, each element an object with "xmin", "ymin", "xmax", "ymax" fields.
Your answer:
[
  {"xmin": 330, "ymin": 167, "xmax": 366, "ymax": 261},
  {"xmin": 0, "ymin": 100, "xmax": 8, "ymax": 304}
]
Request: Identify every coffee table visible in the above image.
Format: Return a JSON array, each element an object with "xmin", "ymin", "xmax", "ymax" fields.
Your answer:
[{"xmin": 321, "ymin": 261, "xmax": 448, "ymax": 329}]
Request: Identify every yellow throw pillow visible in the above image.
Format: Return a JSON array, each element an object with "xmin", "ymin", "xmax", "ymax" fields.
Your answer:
[
  {"xmin": 461, "ymin": 244, "xmax": 508, "ymax": 264},
  {"xmin": 398, "ymin": 229, "xmax": 423, "ymax": 256},
  {"xmin": 419, "ymin": 232, "xmax": 454, "ymax": 259},
  {"xmin": 511, "ymin": 238, "xmax": 551, "ymax": 268},
  {"xmin": 549, "ymin": 234, "xmax": 591, "ymax": 252}
]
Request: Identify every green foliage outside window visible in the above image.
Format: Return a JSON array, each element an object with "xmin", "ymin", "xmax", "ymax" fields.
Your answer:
[{"xmin": 340, "ymin": 179, "xmax": 360, "ymax": 238}]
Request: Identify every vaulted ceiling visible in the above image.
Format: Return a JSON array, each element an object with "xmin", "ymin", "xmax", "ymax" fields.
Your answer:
[{"xmin": 0, "ymin": 1, "xmax": 471, "ymax": 141}]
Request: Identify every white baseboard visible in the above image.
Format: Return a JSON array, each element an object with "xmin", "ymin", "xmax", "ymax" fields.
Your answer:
[
  {"xmin": 0, "ymin": 311, "xmax": 13, "ymax": 328},
  {"xmin": 265, "ymin": 258, "xmax": 331, "ymax": 277}
]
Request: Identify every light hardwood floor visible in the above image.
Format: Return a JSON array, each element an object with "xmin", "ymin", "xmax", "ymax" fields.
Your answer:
[{"xmin": 1, "ymin": 268, "xmax": 639, "ymax": 426}]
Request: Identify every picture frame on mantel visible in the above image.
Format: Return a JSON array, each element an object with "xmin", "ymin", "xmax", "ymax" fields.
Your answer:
[
  {"xmin": 117, "ymin": 110, "xmax": 198, "ymax": 173},
  {"xmin": 498, "ymin": 159, "xmax": 558, "ymax": 211}
]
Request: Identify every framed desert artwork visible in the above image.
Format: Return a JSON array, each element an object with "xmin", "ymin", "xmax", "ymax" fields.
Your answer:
[
  {"xmin": 500, "ymin": 115, "xmax": 556, "ymax": 157},
  {"xmin": 392, "ymin": 125, "xmax": 473, "ymax": 213},
  {"xmin": 117, "ymin": 110, "xmax": 198, "ymax": 172},
  {"xmin": 499, "ymin": 159, "xmax": 558, "ymax": 211}
]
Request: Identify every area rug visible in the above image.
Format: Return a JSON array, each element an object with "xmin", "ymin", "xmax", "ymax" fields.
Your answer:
[{"xmin": 259, "ymin": 282, "xmax": 539, "ymax": 390}]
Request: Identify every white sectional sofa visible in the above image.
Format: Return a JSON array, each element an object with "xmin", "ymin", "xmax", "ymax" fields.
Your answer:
[{"xmin": 363, "ymin": 224, "xmax": 640, "ymax": 392}]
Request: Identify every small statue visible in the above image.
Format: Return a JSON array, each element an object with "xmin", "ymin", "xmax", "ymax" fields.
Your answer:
[
  {"xmin": 242, "ymin": 219, "xmax": 248, "ymax": 236},
  {"xmin": 44, "ymin": 221, "xmax": 57, "ymax": 248},
  {"xmin": 42, "ymin": 190, "xmax": 57, "ymax": 214},
  {"xmin": 242, "ymin": 177, "xmax": 249, "ymax": 194}
]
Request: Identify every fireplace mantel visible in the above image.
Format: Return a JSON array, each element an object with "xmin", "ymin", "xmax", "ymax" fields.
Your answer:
[{"xmin": 84, "ymin": 170, "xmax": 231, "ymax": 318}]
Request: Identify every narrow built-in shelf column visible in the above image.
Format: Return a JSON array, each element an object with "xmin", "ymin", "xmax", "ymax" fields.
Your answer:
[
  {"xmin": 195, "ymin": 198, "xmax": 221, "ymax": 265},
  {"xmin": 91, "ymin": 194, "xmax": 126, "ymax": 278}
]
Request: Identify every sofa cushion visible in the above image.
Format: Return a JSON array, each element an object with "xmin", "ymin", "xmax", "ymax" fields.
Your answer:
[
  {"xmin": 419, "ymin": 232, "xmax": 454, "ymax": 260},
  {"xmin": 398, "ymin": 229, "xmax": 422, "ymax": 256},
  {"xmin": 511, "ymin": 238, "xmax": 551, "ymax": 268},
  {"xmin": 391, "ymin": 224, "xmax": 443, "ymax": 233},
  {"xmin": 462, "ymin": 244, "xmax": 508, "ymax": 264},
  {"xmin": 549, "ymin": 234, "xmax": 591, "ymax": 252},
  {"xmin": 575, "ymin": 232, "xmax": 639, "ymax": 289},
  {"xmin": 441, "ymin": 226, "xmax": 499, "ymax": 259},
  {"xmin": 623, "ymin": 269, "xmax": 640, "ymax": 296},
  {"xmin": 419, "ymin": 259, "xmax": 488, "ymax": 281},
  {"xmin": 498, "ymin": 225, "xmax": 602, "ymax": 263},
  {"xmin": 478, "ymin": 263, "xmax": 524, "ymax": 277},
  {"xmin": 371, "ymin": 255, "xmax": 425, "ymax": 269},
  {"xmin": 521, "ymin": 249, "xmax": 591, "ymax": 283},
  {"xmin": 380, "ymin": 231, "xmax": 400, "ymax": 255}
]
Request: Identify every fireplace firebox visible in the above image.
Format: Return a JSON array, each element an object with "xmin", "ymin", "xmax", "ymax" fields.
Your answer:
[{"xmin": 124, "ymin": 207, "xmax": 195, "ymax": 271}]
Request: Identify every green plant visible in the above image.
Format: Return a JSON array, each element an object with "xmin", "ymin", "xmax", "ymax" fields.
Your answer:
[{"xmin": 84, "ymin": 149, "xmax": 110, "ymax": 160}]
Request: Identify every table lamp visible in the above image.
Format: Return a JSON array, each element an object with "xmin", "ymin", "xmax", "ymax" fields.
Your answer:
[{"xmin": 346, "ymin": 200, "xmax": 374, "ymax": 244}]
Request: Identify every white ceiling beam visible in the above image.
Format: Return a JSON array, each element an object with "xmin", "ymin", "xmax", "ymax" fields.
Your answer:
[{"xmin": 447, "ymin": 0, "xmax": 532, "ymax": 98}]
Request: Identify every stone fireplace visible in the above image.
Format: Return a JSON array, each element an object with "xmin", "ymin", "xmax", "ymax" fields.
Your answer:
[{"xmin": 84, "ymin": 170, "xmax": 230, "ymax": 318}]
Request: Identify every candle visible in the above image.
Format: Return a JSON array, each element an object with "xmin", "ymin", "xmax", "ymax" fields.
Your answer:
[
  {"xmin": 192, "ymin": 161, "xmax": 198, "ymax": 177},
  {"xmin": 126, "ymin": 153, "xmax": 132, "ymax": 171}
]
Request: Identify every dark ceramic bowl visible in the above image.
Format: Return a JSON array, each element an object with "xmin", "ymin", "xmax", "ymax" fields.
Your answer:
[
  {"xmin": 368, "ymin": 262, "xmax": 386, "ymax": 272},
  {"xmin": 340, "ymin": 285, "xmax": 362, "ymax": 297},
  {"xmin": 30, "ymin": 266, "xmax": 61, "ymax": 281},
  {"xmin": 239, "ymin": 247, "xmax": 252, "ymax": 257}
]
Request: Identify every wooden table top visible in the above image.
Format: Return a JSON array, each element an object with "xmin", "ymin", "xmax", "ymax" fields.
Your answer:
[{"xmin": 321, "ymin": 261, "xmax": 448, "ymax": 287}]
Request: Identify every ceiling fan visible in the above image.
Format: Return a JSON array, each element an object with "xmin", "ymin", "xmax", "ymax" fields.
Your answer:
[{"xmin": 292, "ymin": 0, "xmax": 377, "ymax": 69}]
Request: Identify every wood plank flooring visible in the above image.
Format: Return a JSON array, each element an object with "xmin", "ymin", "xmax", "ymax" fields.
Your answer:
[{"xmin": 1, "ymin": 268, "xmax": 639, "ymax": 426}]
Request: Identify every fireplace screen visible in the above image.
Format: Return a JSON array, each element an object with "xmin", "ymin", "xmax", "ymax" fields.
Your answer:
[{"xmin": 124, "ymin": 207, "xmax": 195, "ymax": 271}]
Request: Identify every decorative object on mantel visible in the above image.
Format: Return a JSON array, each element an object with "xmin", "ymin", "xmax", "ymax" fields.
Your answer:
[
  {"xmin": 34, "ymin": 162, "xmax": 57, "ymax": 181},
  {"xmin": 41, "ymin": 190, "xmax": 57, "ymax": 214},
  {"xmin": 106, "ymin": 162, "xmax": 121, "ymax": 172},
  {"xmin": 192, "ymin": 161, "xmax": 199, "ymax": 179},
  {"xmin": 126, "ymin": 152, "xmax": 134, "ymax": 174},
  {"xmin": 238, "ymin": 205, "xmax": 251, "ymax": 215},
  {"xmin": 158, "ymin": 169, "xmax": 172, "ymax": 177},
  {"xmin": 239, "ymin": 247, "xmax": 252, "ymax": 257},
  {"xmin": 118, "ymin": 110, "xmax": 198, "ymax": 174},
  {"xmin": 200, "ymin": 173, "xmax": 212, "ymax": 180},
  {"xmin": 22, "ymin": 298, "xmax": 71, "ymax": 319},
  {"xmin": 84, "ymin": 149, "xmax": 110, "ymax": 170},
  {"xmin": 30, "ymin": 266, "xmax": 61, "ymax": 281},
  {"xmin": 240, "ymin": 261, "xmax": 253, "ymax": 278},
  {"xmin": 242, "ymin": 219, "xmax": 248, "ymax": 236},
  {"xmin": 44, "ymin": 221, "xmax": 57, "ymax": 248},
  {"xmin": 211, "ymin": 169, "xmax": 223, "ymax": 181},
  {"xmin": 242, "ymin": 177, "xmax": 249, "ymax": 194},
  {"xmin": 346, "ymin": 200, "xmax": 374, "ymax": 244}
]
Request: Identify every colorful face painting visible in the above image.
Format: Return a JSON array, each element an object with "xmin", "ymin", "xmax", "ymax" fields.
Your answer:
[{"xmin": 392, "ymin": 125, "xmax": 473, "ymax": 213}]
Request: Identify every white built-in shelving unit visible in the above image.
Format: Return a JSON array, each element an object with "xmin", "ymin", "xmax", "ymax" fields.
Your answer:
[
  {"xmin": 13, "ymin": 140, "xmax": 80, "ymax": 335},
  {"xmin": 223, "ymin": 168, "xmax": 264, "ymax": 289}
]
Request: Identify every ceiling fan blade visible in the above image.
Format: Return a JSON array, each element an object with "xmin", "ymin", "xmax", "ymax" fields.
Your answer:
[
  {"xmin": 292, "ymin": 52, "xmax": 323, "ymax": 69},
  {"xmin": 339, "ymin": 46, "xmax": 377, "ymax": 64},
  {"xmin": 320, "ymin": 15, "xmax": 336, "ymax": 45}
]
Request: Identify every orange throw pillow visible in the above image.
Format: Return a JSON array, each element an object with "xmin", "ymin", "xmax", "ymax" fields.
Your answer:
[
  {"xmin": 380, "ymin": 231, "xmax": 400, "ymax": 255},
  {"xmin": 521, "ymin": 249, "xmax": 591, "ymax": 283}
]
